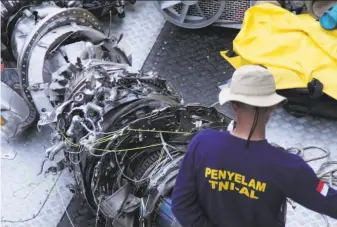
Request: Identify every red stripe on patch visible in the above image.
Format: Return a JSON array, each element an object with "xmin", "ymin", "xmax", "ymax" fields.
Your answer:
[
  {"xmin": 0, "ymin": 64, "xmax": 4, "ymax": 72},
  {"xmin": 316, "ymin": 180, "xmax": 324, "ymax": 192}
]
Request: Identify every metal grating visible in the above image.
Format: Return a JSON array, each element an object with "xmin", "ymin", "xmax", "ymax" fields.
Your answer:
[
  {"xmin": 173, "ymin": 0, "xmax": 252, "ymax": 22},
  {"xmin": 173, "ymin": 1, "xmax": 220, "ymax": 19},
  {"xmin": 219, "ymin": 0, "xmax": 251, "ymax": 21}
]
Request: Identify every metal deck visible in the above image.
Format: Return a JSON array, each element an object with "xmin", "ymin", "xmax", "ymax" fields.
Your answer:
[{"xmin": 1, "ymin": 2, "xmax": 337, "ymax": 227}]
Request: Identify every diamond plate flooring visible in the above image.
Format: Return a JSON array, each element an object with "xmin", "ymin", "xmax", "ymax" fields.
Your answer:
[
  {"xmin": 2, "ymin": 2, "xmax": 337, "ymax": 227},
  {"xmin": 101, "ymin": 1, "xmax": 165, "ymax": 71},
  {"xmin": 1, "ymin": 2, "xmax": 165, "ymax": 227},
  {"xmin": 142, "ymin": 22, "xmax": 337, "ymax": 227},
  {"xmin": 1, "ymin": 127, "xmax": 74, "ymax": 227}
]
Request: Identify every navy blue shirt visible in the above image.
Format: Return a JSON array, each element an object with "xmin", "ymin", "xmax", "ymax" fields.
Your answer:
[{"xmin": 171, "ymin": 129, "xmax": 337, "ymax": 227}]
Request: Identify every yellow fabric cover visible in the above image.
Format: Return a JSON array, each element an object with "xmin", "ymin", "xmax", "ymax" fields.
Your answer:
[{"xmin": 220, "ymin": 3, "xmax": 337, "ymax": 100}]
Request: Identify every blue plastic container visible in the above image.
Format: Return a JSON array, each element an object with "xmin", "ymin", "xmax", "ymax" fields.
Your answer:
[{"xmin": 320, "ymin": 4, "xmax": 337, "ymax": 30}]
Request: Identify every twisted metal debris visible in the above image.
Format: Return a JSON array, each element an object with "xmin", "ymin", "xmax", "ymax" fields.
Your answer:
[
  {"xmin": 1, "ymin": 1, "xmax": 232, "ymax": 226},
  {"xmin": 1, "ymin": 1, "xmax": 335, "ymax": 227}
]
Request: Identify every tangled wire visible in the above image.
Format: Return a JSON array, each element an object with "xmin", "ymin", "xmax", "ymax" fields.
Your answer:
[
  {"xmin": 272, "ymin": 143, "xmax": 337, "ymax": 227},
  {"xmin": 280, "ymin": 145, "xmax": 337, "ymax": 188}
]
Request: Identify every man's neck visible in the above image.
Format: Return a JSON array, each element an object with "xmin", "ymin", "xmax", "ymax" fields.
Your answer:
[{"xmin": 231, "ymin": 122, "xmax": 266, "ymax": 141}]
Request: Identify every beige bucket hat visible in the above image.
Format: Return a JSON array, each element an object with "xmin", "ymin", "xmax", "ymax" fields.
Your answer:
[{"xmin": 219, "ymin": 65, "xmax": 287, "ymax": 107}]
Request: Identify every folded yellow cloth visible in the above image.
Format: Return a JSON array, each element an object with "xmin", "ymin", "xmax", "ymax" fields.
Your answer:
[{"xmin": 221, "ymin": 4, "xmax": 337, "ymax": 100}]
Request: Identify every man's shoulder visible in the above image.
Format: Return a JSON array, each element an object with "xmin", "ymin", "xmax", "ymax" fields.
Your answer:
[
  {"xmin": 266, "ymin": 142, "xmax": 304, "ymax": 164},
  {"xmin": 191, "ymin": 129, "xmax": 230, "ymax": 152},
  {"xmin": 194, "ymin": 128, "xmax": 227, "ymax": 140}
]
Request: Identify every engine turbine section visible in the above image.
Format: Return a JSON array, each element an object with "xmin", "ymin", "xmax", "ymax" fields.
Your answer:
[
  {"xmin": 2, "ymin": 1, "xmax": 233, "ymax": 225},
  {"xmin": 40, "ymin": 59, "xmax": 231, "ymax": 226},
  {"xmin": 0, "ymin": 1, "xmax": 131, "ymax": 137}
]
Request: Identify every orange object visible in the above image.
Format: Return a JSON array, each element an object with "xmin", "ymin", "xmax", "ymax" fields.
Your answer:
[{"xmin": 0, "ymin": 115, "xmax": 6, "ymax": 126}]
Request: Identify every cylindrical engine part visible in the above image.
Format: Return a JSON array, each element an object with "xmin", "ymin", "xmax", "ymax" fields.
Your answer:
[
  {"xmin": 10, "ymin": 2, "xmax": 62, "ymax": 59},
  {"xmin": 8, "ymin": 2, "xmax": 104, "ymax": 129},
  {"xmin": 0, "ymin": 1, "xmax": 132, "ymax": 136}
]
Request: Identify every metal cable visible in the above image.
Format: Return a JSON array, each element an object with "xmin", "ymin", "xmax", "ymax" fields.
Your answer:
[
  {"xmin": 283, "ymin": 146, "xmax": 336, "ymax": 227},
  {"xmin": 1, "ymin": 172, "xmax": 62, "ymax": 223},
  {"xmin": 284, "ymin": 146, "xmax": 336, "ymax": 185},
  {"xmin": 61, "ymin": 126, "xmax": 337, "ymax": 226},
  {"xmin": 55, "ymin": 172, "xmax": 76, "ymax": 227},
  {"xmin": 63, "ymin": 129, "xmax": 337, "ymax": 185}
]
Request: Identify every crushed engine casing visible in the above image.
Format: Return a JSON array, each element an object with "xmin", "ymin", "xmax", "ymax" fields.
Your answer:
[
  {"xmin": 1, "ymin": 1, "xmax": 233, "ymax": 226},
  {"xmin": 1, "ymin": 0, "xmax": 132, "ymax": 137},
  {"xmin": 46, "ymin": 79, "xmax": 231, "ymax": 226},
  {"xmin": 40, "ymin": 59, "xmax": 231, "ymax": 226}
]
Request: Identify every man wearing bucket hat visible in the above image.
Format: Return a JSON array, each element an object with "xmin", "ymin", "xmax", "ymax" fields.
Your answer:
[{"xmin": 172, "ymin": 65, "xmax": 337, "ymax": 227}]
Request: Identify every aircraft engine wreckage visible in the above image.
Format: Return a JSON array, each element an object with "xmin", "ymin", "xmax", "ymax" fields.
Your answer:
[
  {"xmin": 1, "ymin": 1, "xmax": 336, "ymax": 227},
  {"xmin": 29, "ymin": 11, "xmax": 232, "ymax": 227},
  {"xmin": 41, "ymin": 75, "xmax": 231, "ymax": 226},
  {"xmin": 1, "ymin": 0, "xmax": 132, "ymax": 137},
  {"xmin": 1, "ymin": 1, "xmax": 232, "ymax": 226}
]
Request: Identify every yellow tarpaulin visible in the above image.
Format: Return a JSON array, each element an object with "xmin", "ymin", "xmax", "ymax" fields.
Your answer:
[{"xmin": 221, "ymin": 3, "xmax": 337, "ymax": 100}]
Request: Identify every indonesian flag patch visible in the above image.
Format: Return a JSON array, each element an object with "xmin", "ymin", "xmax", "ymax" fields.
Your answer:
[{"xmin": 316, "ymin": 180, "xmax": 329, "ymax": 197}]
